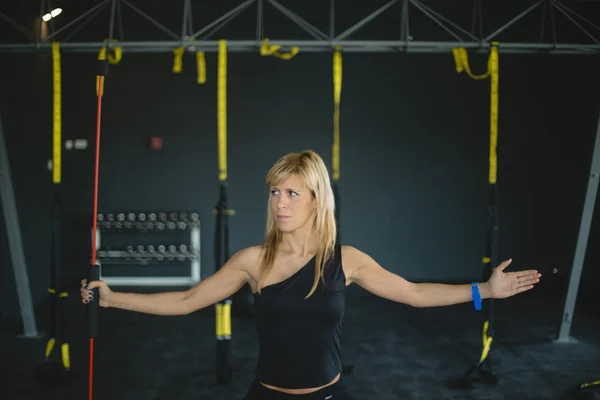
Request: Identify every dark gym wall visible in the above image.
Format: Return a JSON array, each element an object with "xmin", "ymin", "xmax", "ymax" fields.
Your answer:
[{"xmin": 1, "ymin": 1, "xmax": 600, "ymax": 319}]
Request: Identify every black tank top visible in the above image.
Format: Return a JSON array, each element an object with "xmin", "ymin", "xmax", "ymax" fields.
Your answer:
[{"xmin": 252, "ymin": 245, "xmax": 346, "ymax": 389}]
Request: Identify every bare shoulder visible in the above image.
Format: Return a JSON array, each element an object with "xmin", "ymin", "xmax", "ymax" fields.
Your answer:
[
  {"xmin": 228, "ymin": 245, "xmax": 262, "ymax": 269},
  {"xmin": 341, "ymin": 245, "xmax": 370, "ymax": 262},
  {"xmin": 340, "ymin": 245, "xmax": 372, "ymax": 283},
  {"xmin": 341, "ymin": 245, "xmax": 362, "ymax": 260},
  {"xmin": 227, "ymin": 244, "xmax": 263, "ymax": 284}
]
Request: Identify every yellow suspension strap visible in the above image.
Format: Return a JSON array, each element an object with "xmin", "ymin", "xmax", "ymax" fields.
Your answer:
[
  {"xmin": 580, "ymin": 378, "xmax": 600, "ymax": 395},
  {"xmin": 33, "ymin": 41, "xmax": 73, "ymax": 386},
  {"xmin": 447, "ymin": 42, "xmax": 500, "ymax": 389},
  {"xmin": 260, "ymin": 38, "xmax": 299, "ymax": 60},
  {"xmin": 96, "ymin": 39, "xmax": 122, "ymax": 96},
  {"xmin": 332, "ymin": 46, "xmax": 342, "ymax": 244},
  {"xmin": 52, "ymin": 42, "xmax": 62, "ymax": 186},
  {"xmin": 172, "ymin": 46, "xmax": 184, "ymax": 73},
  {"xmin": 197, "ymin": 50, "xmax": 206, "ymax": 84},
  {"xmin": 214, "ymin": 39, "xmax": 235, "ymax": 385},
  {"xmin": 172, "ymin": 44, "xmax": 206, "ymax": 84}
]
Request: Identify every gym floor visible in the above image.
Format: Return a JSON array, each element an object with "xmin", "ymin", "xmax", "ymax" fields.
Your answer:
[{"xmin": 2, "ymin": 278, "xmax": 598, "ymax": 400}]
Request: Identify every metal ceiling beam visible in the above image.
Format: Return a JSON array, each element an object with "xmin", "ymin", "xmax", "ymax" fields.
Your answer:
[
  {"xmin": 1, "ymin": 0, "xmax": 600, "ymax": 54},
  {"xmin": 1, "ymin": 40, "xmax": 599, "ymax": 54}
]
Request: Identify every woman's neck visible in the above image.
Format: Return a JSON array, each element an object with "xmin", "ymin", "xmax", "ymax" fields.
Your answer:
[{"xmin": 280, "ymin": 225, "xmax": 318, "ymax": 257}]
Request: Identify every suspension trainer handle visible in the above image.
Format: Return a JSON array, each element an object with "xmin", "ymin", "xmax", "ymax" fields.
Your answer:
[{"xmin": 87, "ymin": 265, "xmax": 100, "ymax": 338}]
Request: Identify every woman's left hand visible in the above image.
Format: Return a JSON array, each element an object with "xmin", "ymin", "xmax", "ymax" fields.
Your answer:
[{"xmin": 487, "ymin": 259, "xmax": 542, "ymax": 299}]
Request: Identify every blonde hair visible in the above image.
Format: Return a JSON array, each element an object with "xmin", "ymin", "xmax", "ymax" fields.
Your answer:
[{"xmin": 257, "ymin": 150, "xmax": 337, "ymax": 298}]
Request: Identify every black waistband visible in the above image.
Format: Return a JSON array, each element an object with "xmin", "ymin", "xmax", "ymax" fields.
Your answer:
[{"xmin": 242, "ymin": 377, "xmax": 353, "ymax": 400}]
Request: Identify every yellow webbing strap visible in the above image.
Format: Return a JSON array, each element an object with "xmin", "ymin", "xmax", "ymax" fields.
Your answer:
[
  {"xmin": 452, "ymin": 47, "xmax": 490, "ymax": 80},
  {"xmin": 488, "ymin": 45, "xmax": 499, "ymax": 185},
  {"xmin": 197, "ymin": 51, "xmax": 206, "ymax": 84},
  {"xmin": 453, "ymin": 43, "xmax": 500, "ymax": 366},
  {"xmin": 452, "ymin": 42, "xmax": 499, "ymax": 184},
  {"xmin": 223, "ymin": 300, "xmax": 231, "ymax": 338},
  {"xmin": 172, "ymin": 44, "xmax": 206, "ymax": 84},
  {"xmin": 52, "ymin": 42, "xmax": 61, "ymax": 184},
  {"xmin": 581, "ymin": 379, "xmax": 600, "ymax": 388},
  {"xmin": 218, "ymin": 40, "xmax": 227, "ymax": 182},
  {"xmin": 47, "ymin": 288, "xmax": 67, "ymax": 297},
  {"xmin": 332, "ymin": 47, "xmax": 342, "ymax": 181},
  {"xmin": 173, "ymin": 46, "xmax": 184, "ymax": 73},
  {"xmin": 215, "ymin": 301, "xmax": 232, "ymax": 339},
  {"xmin": 215, "ymin": 303, "xmax": 223, "ymax": 338},
  {"xmin": 260, "ymin": 39, "xmax": 299, "ymax": 60},
  {"xmin": 479, "ymin": 320, "xmax": 494, "ymax": 363},
  {"xmin": 61, "ymin": 343, "xmax": 71, "ymax": 369},
  {"xmin": 45, "ymin": 338, "xmax": 55, "ymax": 359},
  {"xmin": 96, "ymin": 39, "xmax": 122, "ymax": 96},
  {"xmin": 212, "ymin": 208, "xmax": 236, "ymax": 216}
]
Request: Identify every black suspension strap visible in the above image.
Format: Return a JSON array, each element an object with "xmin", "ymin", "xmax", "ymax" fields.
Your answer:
[
  {"xmin": 214, "ymin": 39, "xmax": 235, "ymax": 385},
  {"xmin": 445, "ymin": 42, "xmax": 500, "ymax": 389},
  {"xmin": 332, "ymin": 46, "xmax": 353, "ymax": 376},
  {"xmin": 214, "ymin": 182, "xmax": 234, "ymax": 384},
  {"xmin": 33, "ymin": 42, "xmax": 72, "ymax": 388}
]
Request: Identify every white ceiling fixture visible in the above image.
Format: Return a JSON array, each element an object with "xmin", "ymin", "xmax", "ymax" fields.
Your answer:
[{"xmin": 42, "ymin": 8, "xmax": 62, "ymax": 22}]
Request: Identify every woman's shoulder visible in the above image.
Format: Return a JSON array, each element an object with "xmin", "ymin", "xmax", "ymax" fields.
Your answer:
[
  {"xmin": 231, "ymin": 244, "xmax": 263, "ymax": 262},
  {"xmin": 340, "ymin": 244, "xmax": 363, "ymax": 260},
  {"xmin": 227, "ymin": 245, "xmax": 265, "ymax": 289},
  {"xmin": 227, "ymin": 244, "xmax": 264, "ymax": 273},
  {"xmin": 339, "ymin": 245, "xmax": 369, "ymax": 283}
]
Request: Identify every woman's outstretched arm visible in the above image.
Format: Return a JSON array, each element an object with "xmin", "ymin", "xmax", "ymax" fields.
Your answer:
[
  {"xmin": 342, "ymin": 246, "xmax": 541, "ymax": 308},
  {"xmin": 81, "ymin": 246, "xmax": 257, "ymax": 315}
]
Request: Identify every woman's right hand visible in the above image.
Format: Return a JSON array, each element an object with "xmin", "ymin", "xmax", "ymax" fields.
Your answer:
[{"xmin": 80, "ymin": 278, "xmax": 113, "ymax": 308}]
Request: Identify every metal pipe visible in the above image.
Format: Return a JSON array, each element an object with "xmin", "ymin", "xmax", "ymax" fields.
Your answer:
[
  {"xmin": 410, "ymin": 0, "xmax": 463, "ymax": 41},
  {"xmin": 400, "ymin": 0, "xmax": 409, "ymax": 42},
  {"xmin": 121, "ymin": 0, "xmax": 180, "ymax": 40},
  {"xmin": 62, "ymin": 1, "xmax": 109, "ymax": 42},
  {"xmin": 46, "ymin": 0, "xmax": 110, "ymax": 41},
  {"xmin": 108, "ymin": 0, "xmax": 117, "ymax": 43},
  {"xmin": 117, "ymin": 0, "xmax": 124, "ymax": 40},
  {"xmin": 555, "ymin": 109, "xmax": 600, "ymax": 343},
  {"xmin": 1, "ymin": 40, "xmax": 599, "ymax": 54},
  {"xmin": 268, "ymin": 0, "xmax": 329, "ymax": 41},
  {"xmin": 540, "ymin": 1, "xmax": 547, "ymax": 42},
  {"xmin": 181, "ymin": 0, "xmax": 189, "ymax": 39},
  {"xmin": 484, "ymin": 0, "xmax": 545, "ymax": 42},
  {"xmin": 476, "ymin": 0, "xmax": 484, "ymax": 41},
  {"xmin": 335, "ymin": 0, "xmax": 400, "ymax": 41},
  {"xmin": 37, "ymin": 0, "xmax": 45, "ymax": 44},
  {"xmin": 0, "ymin": 113, "xmax": 40, "ymax": 339},
  {"xmin": 330, "ymin": 0, "xmax": 335, "ymax": 39},
  {"xmin": 411, "ymin": 0, "xmax": 479, "ymax": 41},
  {"xmin": 190, "ymin": 0, "xmax": 256, "ymax": 39},
  {"xmin": 0, "ymin": 12, "xmax": 36, "ymax": 40},
  {"xmin": 552, "ymin": 0, "xmax": 599, "ymax": 44},
  {"xmin": 555, "ymin": 0, "xmax": 600, "ymax": 31},
  {"xmin": 257, "ymin": 0, "xmax": 263, "ymax": 41}
]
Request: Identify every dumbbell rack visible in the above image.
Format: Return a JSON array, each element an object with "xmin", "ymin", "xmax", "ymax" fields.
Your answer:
[{"xmin": 92, "ymin": 212, "xmax": 201, "ymax": 287}]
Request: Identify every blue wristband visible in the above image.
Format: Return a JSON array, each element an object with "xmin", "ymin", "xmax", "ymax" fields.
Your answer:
[{"xmin": 471, "ymin": 282, "xmax": 482, "ymax": 311}]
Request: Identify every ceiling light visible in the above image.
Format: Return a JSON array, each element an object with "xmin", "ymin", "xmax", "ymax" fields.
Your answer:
[{"xmin": 42, "ymin": 8, "xmax": 62, "ymax": 22}]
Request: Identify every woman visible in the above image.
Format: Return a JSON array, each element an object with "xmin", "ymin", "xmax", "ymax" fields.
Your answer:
[{"xmin": 81, "ymin": 150, "xmax": 541, "ymax": 399}]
